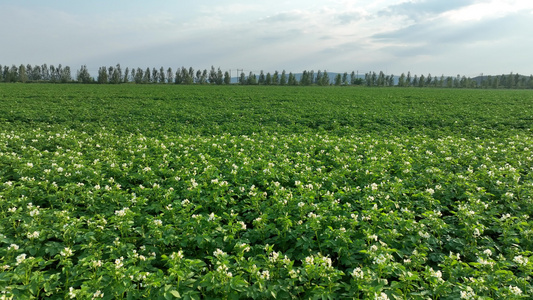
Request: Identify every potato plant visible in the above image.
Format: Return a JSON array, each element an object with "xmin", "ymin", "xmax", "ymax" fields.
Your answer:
[{"xmin": 0, "ymin": 84, "xmax": 532, "ymax": 299}]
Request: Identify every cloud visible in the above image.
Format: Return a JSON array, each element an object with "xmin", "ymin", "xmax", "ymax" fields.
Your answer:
[
  {"xmin": 381, "ymin": 0, "xmax": 477, "ymax": 20},
  {"xmin": 335, "ymin": 11, "xmax": 364, "ymax": 25},
  {"xmin": 258, "ymin": 11, "xmax": 306, "ymax": 24},
  {"xmin": 1, "ymin": 1, "xmax": 532, "ymax": 75},
  {"xmin": 372, "ymin": 0, "xmax": 533, "ymax": 56},
  {"xmin": 442, "ymin": 0, "xmax": 533, "ymax": 22},
  {"xmin": 369, "ymin": 8, "xmax": 533, "ymax": 75},
  {"xmin": 199, "ymin": 3, "xmax": 264, "ymax": 15},
  {"xmin": 373, "ymin": 11, "xmax": 531, "ymax": 46}
]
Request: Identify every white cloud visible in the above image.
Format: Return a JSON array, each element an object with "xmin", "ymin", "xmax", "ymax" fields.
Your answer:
[
  {"xmin": 199, "ymin": 3, "xmax": 265, "ymax": 16},
  {"xmin": 443, "ymin": 0, "xmax": 533, "ymax": 22}
]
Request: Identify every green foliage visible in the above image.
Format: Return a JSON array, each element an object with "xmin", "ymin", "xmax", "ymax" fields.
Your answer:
[
  {"xmin": 3, "ymin": 62, "xmax": 533, "ymax": 89},
  {"xmin": 0, "ymin": 84, "xmax": 532, "ymax": 298}
]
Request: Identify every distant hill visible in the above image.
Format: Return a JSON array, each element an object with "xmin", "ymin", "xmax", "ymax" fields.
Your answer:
[{"xmin": 470, "ymin": 74, "xmax": 532, "ymax": 85}]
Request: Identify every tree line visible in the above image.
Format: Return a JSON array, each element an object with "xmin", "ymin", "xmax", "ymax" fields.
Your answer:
[{"xmin": 1, "ymin": 63, "xmax": 533, "ymax": 89}]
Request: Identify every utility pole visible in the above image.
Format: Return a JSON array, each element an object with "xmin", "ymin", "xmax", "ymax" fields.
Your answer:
[{"xmin": 236, "ymin": 69, "xmax": 243, "ymax": 84}]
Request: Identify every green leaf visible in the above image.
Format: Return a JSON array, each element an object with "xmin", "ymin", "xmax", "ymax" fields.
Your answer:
[{"xmin": 170, "ymin": 290, "xmax": 181, "ymax": 298}]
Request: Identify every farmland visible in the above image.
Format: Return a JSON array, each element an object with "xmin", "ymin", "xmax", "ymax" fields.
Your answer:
[{"xmin": 0, "ymin": 84, "xmax": 532, "ymax": 299}]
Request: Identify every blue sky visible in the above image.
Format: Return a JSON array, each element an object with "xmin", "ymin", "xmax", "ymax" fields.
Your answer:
[{"xmin": 1, "ymin": 0, "xmax": 532, "ymax": 76}]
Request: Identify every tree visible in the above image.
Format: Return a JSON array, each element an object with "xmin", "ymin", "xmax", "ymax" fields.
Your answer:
[
  {"xmin": 398, "ymin": 73, "xmax": 406, "ymax": 87},
  {"xmin": 280, "ymin": 70, "xmax": 287, "ymax": 85},
  {"xmin": 183, "ymin": 67, "xmax": 194, "ymax": 84},
  {"xmin": 224, "ymin": 71, "xmax": 231, "ymax": 85},
  {"xmin": 418, "ymin": 74, "xmax": 425, "ymax": 87},
  {"xmin": 516, "ymin": 75, "xmax": 524, "ymax": 89},
  {"xmin": 352, "ymin": 77, "xmax": 363, "ymax": 85},
  {"xmin": 315, "ymin": 70, "xmax": 323, "ymax": 85},
  {"xmin": 460, "ymin": 76, "xmax": 467, "ymax": 88},
  {"xmin": 300, "ymin": 71, "xmax": 309, "ymax": 85},
  {"xmin": 10, "ymin": 65, "xmax": 19, "ymax": 82},
  {"xmin": 159, "ymin": 67, "xmax": 165, "ymax": 83},
  {"xmin": 107, "ymin": 66, "xmax": 114, "ymax": 82},
  {"xmin": 174, "ymin": 69, "xmax": 183, "ymax": 84},
  {"xmin": 483, "ymin": 75, "xmax": 492, "ymax": 89},
  {"xmin": 2, "ymin": 66, "xmax": 8, "ymax": 82},
  {"xmin": 512, "ymin": 73, "xmax": 519, "ymax": 89},
  {"xmin": 6, "ymin": 65, "xmax": 18, "ymax": 82},
  {"xmin": 406, "ymin": 71, "xmax": 411, "ymax": 86},
  {"xmin": 342, "ymin": 72, "xmax": 348, "ymax": 85},
  {"xmin": 216, "ymin": 68, "xmax": 224, "ymax": 85},
  {"xmin": 452, "ymin": 75, "xmax": 460, "ymax": 88},
  {"xmin": 288, "ymin": 72, "xmax": 297, "ymax": 85},
  {"xmin": 54, "ymin": 65, "xmax": 63, "ymax": 83},
  {"xmin": 18, "ymin": 64, "xmax": 28, "ymax": 83},
  {"xmin": 247, "ymin": 71, "xmax": 257, "ymax": 85},
  {"xmin": 77, "ymin": 65, "xmax": 92, "ymax": 83},
  {"xmin": 124, "ymin": 67, "xmax": 130, "ymax": 83},
  {"xmin": 239, "ymin": 72, "xmax": 246, "ymax": 85},
  {"xmin": 134, "ymin": 68, "xmax": 144, "ymax": 84},
  {"xmin": 152, "ymin": 68, "xmax": 159, "ymax": 83},
  {"xmin": 97, "ymin": 66, "xmax": 108, "ymax": 83},
  {"xmin": 143, "ymin": 67, "xmax": 151, "ymax": 83},
  {"xmin": 200, "ymin": 69, "xmax": 208, "ymax": 84},
  {"xmin": 195, "ymin": 70, "xmax": 202, "ymax": 83},
  {"xmin": 258, "ymin": 70, "xmax": 265, "ymax": 85},
  {"xmin": 110, "ymin": 66, "xmax": 121, "ymax": 84},
  {"xmin": 446, "ymin": 77, "xmax": 453, "ymax": 88},
  {"xmin": 208, "ymin": 66, "xmax": 223, "ymax": 85},
  {"xmin": 209, "ymin": 66, "xmax": 218, "ymax": 84},
  {"xmin": 49, "ymin": 65, "xmax": 57, "ymax": 83},
  {"xmin": 377, "ymin": 71, "xmax": 385, "ymax": 86},
  {"xmin": 272, "ymin": 71, "xmax": 280, "ymax": 85},
  {"xmin": 32, "ymin": 65, "xmax": 42, "ymax": 81},
  {"xmin": 334, "ymin": 73, "xmax": 342, "ymax": 86},
  {"xmin": 115, "ymin": 64, "xmax": 123, "ymax": 83},
  {"xmin": 61, "ymin": 66, "xmax": 72, "ymax": 83},
  {"xmin": 26, "ymin": 64, "xmax": 33, "ymax": 81},
  {"xmin": 322, "ymin": 70, "xmax": 331, "ymax": 85},
  {"xmin": 179, "ymin": 67, "xmax": 189, "ymax": 84},
  {"xmin": 176, "ymin": 68, "xmax": 185, "ymax": 84},
  {"xmin": 41, "ymin": 64, "xmax": 50, "ymax": 81},
  {"xmin": 166, "ymin": 67, "xmax": 173, "ymax": 83},
  {"xmin": 301, "ymin": 70, "xmax": 314, "ymax": 85},
  {"xmin": 265, "ymin": 72, "xmax": 272, "ymax": 85},
  {"xmin": 492, "ymin": 76, "xmax": 500, "ymax": 89}
]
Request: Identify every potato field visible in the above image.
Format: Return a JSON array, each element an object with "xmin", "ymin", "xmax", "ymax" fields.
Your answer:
[{"xmin": 0, "ymin": 84, "xmax": 532, "ymax": 299}]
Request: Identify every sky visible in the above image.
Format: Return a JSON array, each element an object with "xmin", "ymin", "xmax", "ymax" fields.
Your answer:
[{"xmin": 1, "ymin": 0, "xmax": 532, "ymax": 77}]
